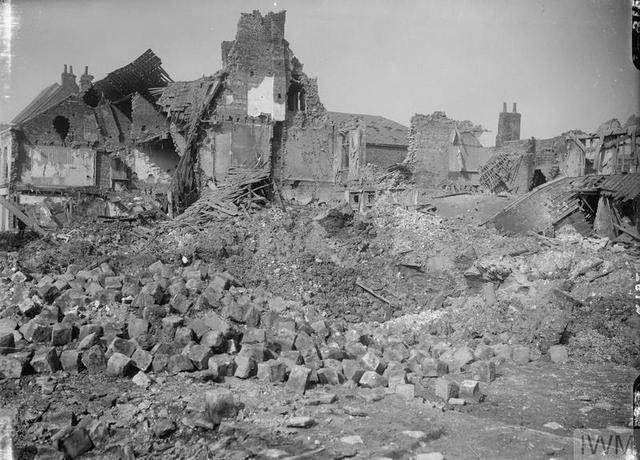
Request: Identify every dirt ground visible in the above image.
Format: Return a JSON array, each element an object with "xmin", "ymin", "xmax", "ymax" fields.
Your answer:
[{"xmin": 1, "ymin": 191, "xmax": 638, "ymax": 459}]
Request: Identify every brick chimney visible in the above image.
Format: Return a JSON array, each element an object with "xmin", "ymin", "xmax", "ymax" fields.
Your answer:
[
  {"xmin": 79, "ymin": 66, "xmax": 94, "ymax": 93},
  {"xmin": 61, "ymin": 64, "xmax": 79, "ymax": 94}
]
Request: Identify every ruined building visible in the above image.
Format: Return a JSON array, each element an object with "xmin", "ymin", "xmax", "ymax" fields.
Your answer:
[
  {"xmin": 495, "ymin": 102, "xmax": 521, "ymax": 147},
  {"xmin": 0, "ymin": 51, "xmax": 176, "ymax": 231},
  {"xmin": 2, "ymin": 10, "xmax": 413, "ymax": 229},
  {"xmin": 405, "ymin": 112, "xmax": 490, "ymax": 188}
]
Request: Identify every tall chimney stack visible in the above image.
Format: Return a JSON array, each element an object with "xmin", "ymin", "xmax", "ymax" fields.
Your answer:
[
  {"xmin": 79, "ymin": 66, "xmax": 95, "ymax": 94},
  {"xmin": 502, "ymin": 102, "xmax": 507, "ymax": 113},
  {"xmin": 61, "ymin": 63, "xmax": 79, "ymax": 94},
  {"xmin": 513, "ymin": 102, "xmax": 517, "ymax": 113}
]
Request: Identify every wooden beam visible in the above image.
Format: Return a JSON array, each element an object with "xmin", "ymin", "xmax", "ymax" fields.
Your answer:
[{"xmin": 0, "ymin": 195, "xmax": 47, "ymax": 236}]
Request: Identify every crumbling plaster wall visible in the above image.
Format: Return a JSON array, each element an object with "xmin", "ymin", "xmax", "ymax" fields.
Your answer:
[
  {"xmin": 131, "ymin": 93, "xmax": 169, "ymax": 142},
  {"xmin": 18, "ymin": 143, "xmax": 95, "ymax": 187},
  {"xmin": 127, "ymin": 140, "xmax": 179, "ymax": 192}
]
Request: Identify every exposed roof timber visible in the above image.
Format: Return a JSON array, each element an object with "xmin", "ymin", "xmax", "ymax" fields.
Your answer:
[{"xmin": 93, "ymin": 49, "xmax": 173, "ymax": 104}]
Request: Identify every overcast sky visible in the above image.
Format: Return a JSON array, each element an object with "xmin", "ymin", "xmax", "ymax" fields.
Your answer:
[{"xmin": 1, "ymin": 0, "xmax": 638, "ymax": 144}]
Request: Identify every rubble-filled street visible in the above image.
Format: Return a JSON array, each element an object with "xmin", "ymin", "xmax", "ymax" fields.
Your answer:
[
  {"xmin": 1, "ymin": 191, "xmax": 638, "ymax": 459},
  {"xmin": 1, "ymin": 1, "xmax": 639, "ymax": 459}
]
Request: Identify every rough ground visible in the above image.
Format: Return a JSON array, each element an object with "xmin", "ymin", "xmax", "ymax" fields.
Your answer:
[{"xmin": 1, "ymin": 192, "xmax": 638, "ymax": 459}]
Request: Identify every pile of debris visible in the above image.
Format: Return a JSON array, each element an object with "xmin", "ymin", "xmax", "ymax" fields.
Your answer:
[{"xmin": 166, "ymin": 164, "xmax": 271, "ymax": 229}]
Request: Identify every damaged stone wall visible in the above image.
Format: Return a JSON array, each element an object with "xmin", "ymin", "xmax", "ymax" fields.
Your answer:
[
  {"xmin": 0, "ymin": 128, "xmax": 15, "ymax": 230},
  {"xmin": 406, "ymin": 112, "xmax": 455, "ymax": 186},
  {"xmin": 17, "ymin": 143, "xmax": 96, "ymax": 187},
  {"xmin": 128, "ymin": 140, "xmax": 180, "ymax": 192}
]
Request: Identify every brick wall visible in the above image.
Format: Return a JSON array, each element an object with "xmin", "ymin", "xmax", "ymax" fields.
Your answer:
[
  {"xmin": 366, "ymin": 144, "xmax": 407, "ymax": 169},
  {"xmin": 407, "ymin": 112, "xmax": 455, "ymax": 187}
]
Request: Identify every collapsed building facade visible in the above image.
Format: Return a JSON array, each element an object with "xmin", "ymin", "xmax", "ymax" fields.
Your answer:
[
  {"xmin": 1, "ymin": 10, "xmax": 638, "ymax": 234},
  {"xmin": 0, "ymin": 51, "xmax": 177, "ymax": 231},
  {"xmin": 1, "ymin": 11, "xmax": 414, "ymax": 230}
]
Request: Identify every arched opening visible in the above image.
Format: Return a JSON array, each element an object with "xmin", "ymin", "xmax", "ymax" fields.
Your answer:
[
  {"xmin": 52, "ymin": 116, "xmax": 70, "ymax": 141},
  {"xmin": 530, "ymin": 169, "xmax": 547, "ymax": 189}
]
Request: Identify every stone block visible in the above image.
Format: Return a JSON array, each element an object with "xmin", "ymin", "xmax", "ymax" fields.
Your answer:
[
  {"xmin": 257, "ymin": 360, "xmax": 287, "ymax": 382},
  {"xmin": 0, "ymin": 332, "xmax": 15, "ymax": 355},
  {"xmin": 31, "ymin": 347, "xmax": 60, "ymax": 373},
  {"xmin": 168, "ymin": 354, "xmax": 195, "ymax": 374},
  {"xmin": 81, "ymin": 345, "xmax": 107, "ymax": 373},
  {"xmin": 60, "ymin": 350, "xmax": 83, "ymax": 373},
  {"xmin": 470, "ymin": 360, "xmax": 495, "ymax": 383},
  {"xmin": 131, "ymin": 349, "xmax": 153, "ymax": 372},
  {"xmin": 360, "ymin": 351, "xmax": 385, "ymax": 374},
  {"xmin": 434, "ymin": 378, "xmax": 459, "ymax": 401},
  {"xmin": 127, "ymin": 319, "xmax": 150, "ymax": 339},
  {"xmin": 421, "ymin": 358, "xmax": 449, "ymax": 377},
  {"xmin": 0, "ymin": 352, "xmax": 32, "ymax": 378},
  {"xmin": 107, "ymin": 338, "xmax": 137, "ymax": 358},
  {"xmin": 459, "ymin": 379, "xmax": 483, "ymax": 403},
  {"xmin": 234, "ymin": 356, "xmax": 257, "ymax": 379},
  {"xmin": 106, "ymin": 352, "xmax": 135, "ymax": 377},
  {"xmin": 316, "ymin": 367, "xmax": 342, "ymax": 385},
  {"xmin": 549, "ymin": 345, "xmax": 568, "ymax": 363},
  {"xmin": 359, "ymin": 370, "xmax": 387, "ymax": 388},
  {"xmin": 342, "ymin": 359, "xmax": 365, "ymax": 383},
  {"xmin": 285, "ymin": 365, "xmax": 311, "ymax": 394},
  {"xmin": 51, "ymin": 323, "xmax": 73, "ymax": 346},
  {"xmin": 188, "ymin": 345, "xmax": 214, "ymax": 370},
  {"xmin": 511, "ymin": 345, "xmax": 530, "ymax": 364},
  {"xmin": 205, "ymin": 389, "xmax": 239, "ymax": 425},
  {"xmin": 395, "ymin": 383, "xmax": 416, "ymax": 399}
]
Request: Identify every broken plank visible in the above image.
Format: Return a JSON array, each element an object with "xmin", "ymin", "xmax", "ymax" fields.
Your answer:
[
  {"xmin": 356, "ymin": 281, "xmax": 392, "ymax": 304},
  {"xmin": 613, "ymin": 223, "xmax": 640, "ymax": 241},
  {"xmin": 0, "ymin": 195, "xmax": 47, "ymax": 236}
]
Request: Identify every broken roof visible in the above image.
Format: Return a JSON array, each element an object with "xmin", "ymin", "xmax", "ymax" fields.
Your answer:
[
  {"xmin": 492, "ymin": 173, "xmax": 640, "ymax": 235},
  {"xmin": 11, "ymin": 83, "xmax": 76, "ymax": 126},
  {"xmin": 328, "ymin": 112, "xmax": 408, "ymax": 147},
  {"xmin": 93, "ymin": 49, "xmax": 172, "ymax": 103},
  {"xmin": 155, "ymin": 76, "xmax": 221, "ymax": 126}
]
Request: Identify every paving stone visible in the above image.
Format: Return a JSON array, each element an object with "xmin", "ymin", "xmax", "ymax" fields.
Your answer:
[
  {"xmin": 474, "ymin": 343, "xmax": 495, "ymax": 360},
  {"xmin": 395, "ymin": 383, "xmax": 416, "ymax": 399},
  {"xmin": 345, "ymin": 341, "xmax": 368, "ymax": 359},
  {"xmin": 234, "ymin": 356, "xmax": 257, "ymax": 378},
  {"xmin": 31, "ymin": 347, "xmax": 60, "ymax": 373},
  {"xmin": 257, "ymin": 360, "xmax": 287, "ymax": 382},
  {"xmin": 317, "ymin": 367, "xmax": 342, "ymax": 385},
  {"xmin": 78, "ymin": 324, "xmax": 103, "ymax": 341},
  {"xmin": 319, "ymin": 342, "xmax": 345, "ymax": 361},
  {"xmin": 205, "ymin": 389, "xmax": 239, "ymax": 425},
  {"xmin": 414, "ymin": 453, "xmax": 444, "ymax": 460},
  {"xmin": 511, "ymin": 345, "xmax": 530, "ymax": 364},
  {"xmin": 141, "ymin": 282, "xmax": 164, "ymax": 304},
  {"xmin": 78, "ymin": 332, "xmax": 98, "ymax": 351},
  {"xmin": 286, "ymin": 416, "xmax": 315, "ymax": 428},
  {"xmin": 0, "ymin": 351, "xmax": 32, "ymax": 378},
  {"xmin": 153, "ymin": 418, "xmax": 177, "ymax": 438},
  {"xmin": 132, "ymin": 371, "xmax": 151, "ymax": 389},
  {"xmin": 131, "ymin": 348, "xmax": 153, "ymax": 372},
  {"xmin": 21, "ymin": 319, "xmax": 52, "ymax": 343},
  {"xmin": 168, "ymin": 354, "xmax": 195, "ymax": 374},
  {"xmin": 285, "ymin": 365, "xmax": 311, "ymax": 394},
  {"xmin": 127, "ymin": 319, "xmax": 150, "ymax": 339},
  {"xmin": 106, "ymin": 352, "xmax": 136, "ymax": 377},
  {"xmin": 342, "ymin": 359, "xmax": 365, "ymax": 383},
  {"xmin": 107, "ymin": 338, "xmax": 137, "ymax": 357},
  {"xmin": 448, "ymin": 397, "xmax": 466, "ymax": 405},
  {"xmin": 0, "ymin": 332, "xmax": 15, "ymax": 354},
  {"xmin": 60, "ymin": 427, "xmax": 94, "ymax": 459},
  {"xmin": 493, "ymin": 343, "xmax": 511, "ymax": 361},
  {"xmin": 82, "ymin": 345, "xmax": 107, "ymax": 373},
  {"xmin": 51, "ymin": 323, "xmax": 73, "ymax": 346},
  {"xmin": 340, "ymin": 435, "xmax": 363, "ymax": 445},
  {"xmin": 360, "ymin": 351, "xmax": 385, "ymax": 374},
  {"xmin": 60, "ymin": 350, "xmax": 83, "ymax": 373},
  {"xmin": 243, "ymin": 305, "xmax": 262, "ymax": 327},
  {"xmin": 175, "ymin": 327, "xmax": 195, "ymax": 347},
  {"xmin": 242, "ymin": 327, "xmax": 267, "ymax": 345},
  {"xmin": 359, "ymin": 370, "xmax": 387, "ymax": 388},
  {"xmin": 11, "ymin": 271, "xmax": 27, "ymax": 283},
  {"xmin": 239, "ymin": 343, "xmax": 267, "ymax": 362},
  {"xmin": 421, "ymin": 358, "xmax": 449, "ymax": 377},
  {"xmin": 470, "ymin": 360, "xmax": 495, "ymax": 383},
  {"xmin": 188, "ymin": 345, "xmax": 214, "ymax": 370},
  {"xmin": 549, "ymin": 345, "xmax": 569, "ymax": 363},
  {"xmin": 210, "ymin": 354, "xmax": 236, "ymax": 376},
  {"xmin": 152, "ymin": 354, "xmax": 170, "ymax": 373},
  {"xmin": 459, "ymin": 379, "xmax": 483, "ymax": 403},
  {"xmin": 435, "ymin": 378, "xmax": 459, "ymax": 401},
  {"xmin": 271, "ymin": 328, "xmax": 297, "ymax": 352},
  {"xmin": 387, "ymin": 370, "xmax": 407, "ymax": 389},
  {"xmin": 201, "ymin": 330, "xmax": 225, "ymax": 350}
]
